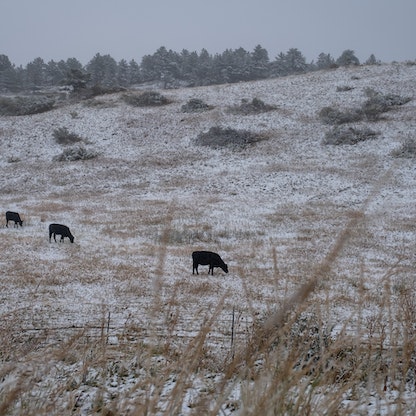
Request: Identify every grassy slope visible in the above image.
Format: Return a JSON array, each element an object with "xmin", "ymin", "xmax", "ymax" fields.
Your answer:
[{"xmin": 0, "ymin": 62, "xmax": 416, "ymax": 415}]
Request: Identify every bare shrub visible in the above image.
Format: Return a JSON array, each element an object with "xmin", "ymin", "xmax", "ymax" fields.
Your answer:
[
  {"xmin": 53, "ymin": 145, "xmax": 97, "ymax": 161},
  {"xmin": 123, "ymin": 91, "xmax": 171, "ymax": 107},
  {"xmin": 336, "ymin": 85, "xmax": 354, "ymax": 92},
  {"xmin": 318, "ymin": 106, "xmax": 363, "ymax": 125},
  {"xmin": 323, "ymin": 126, "xmax": 378, "ymax": 145},
  {"xmin": 52, "ymin": 127, "xmax": 83, "ymax": 145},
  {"xmin": 228, "ymin": 97, "xmax": 277, "ymax": 115},
  {"xmin": 319, "ymin": 89, "xmax": 411, "ymax": 125},
  {"xmin": 0, "ymin": 96, "xmax": 55, "ymax": 116},
  {"xmin": 362, "ymin": 88, "xmax": 412, "ymax": 121},
  {"xmin": 181, "ymin": 98, "xmax": 213, "ymax": 113},
  {"xmin": 392, "ymin": 138, "xmax": 416, "ymax": 158},
  {"xmin": 7, "ymin": 156, "xmax": 20, "ymax": 163},
  {"xmin": 194, "ymin": 126, "xmax": 267, "ymax": 149}
]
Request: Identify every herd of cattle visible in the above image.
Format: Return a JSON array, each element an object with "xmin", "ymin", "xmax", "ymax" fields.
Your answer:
[
  {"xmin": 5, "ymin": 211, "xmax": 74, "ymax": 243},
  {"xmin": 4, "ymin": 211, "xmax": 229, "ymax": 275}
]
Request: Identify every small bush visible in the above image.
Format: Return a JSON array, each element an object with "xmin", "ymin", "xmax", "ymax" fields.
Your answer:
[
  {"xmin": 194, "ymin": 126, "xmax": 266, "ymax": 149},
  {"xmin": 323, "ymin": 126, "xmax": 378, "ymax": 145},
  {"xmin": 336, "ymin": 85, "xmax": 354, "ymax": 92},
  {"xmin": 7, "ymin": 156, "xmax": 20, "ymax": 163},
  {"xmin": 90, "ymin": 85, "xmax": 126, "ymax": 96},
  {"xmin": 0, "ymin": 96, "xmax": 55, "ymax": 116},
  {"xmin": 53, "ymin": 146, "xmax": 97, "ymax": 161},
  {"xmin": 362, "ymin": 89, "xmax": 412, "ymax": 121},
  {"xmin": 123, "ymin": 91, "xmax": 171, "ymax": 107},
  {"xmin": 318, "ymin": 106, "xmax": 363, "ymax": 125},
  {"xmin": 181, "ymin": 98, "xmax": 213, "ymax": 113},
  {"xmin": 228, "ymin": 98, "xmax": 277, "ymax": 115},
  {"xmin": 52, "ymin": 127, "xmax": 83, "ymax": 145},
  {"xmin": 319, "ymin": 90, "xmax": 411, "ymax": 125},
  {"xmin": 392, "ymin": 138, "xmax": 416, "ymax": 158}
]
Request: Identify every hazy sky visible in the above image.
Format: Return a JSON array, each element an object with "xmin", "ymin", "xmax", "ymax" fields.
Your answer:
[{"xmin": 1, "ymin": 0, "xmax": 415, "ymax": 66}]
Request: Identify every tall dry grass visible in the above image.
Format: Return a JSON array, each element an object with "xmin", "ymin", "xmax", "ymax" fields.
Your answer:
[
  {"xmin": 1, "ymin": 199, "xmax": 416, "ymax": 416},
  {"xmin": 0, "ymin": 162, "xmax": 414, "ymax": 415}
]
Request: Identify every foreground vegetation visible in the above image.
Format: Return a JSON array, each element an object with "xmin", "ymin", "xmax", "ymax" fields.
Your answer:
[{"xmin": 1, "ymin": 213, "xmax": 416, "ymax": 415}]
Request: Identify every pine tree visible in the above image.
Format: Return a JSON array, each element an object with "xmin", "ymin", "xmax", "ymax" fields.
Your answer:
[
  {"xmin": 250, "ymin": 44, "xmax": 270, "ymax": 79},
  {"xmin": 196, "ymin": 48, "xmax": 213, "ymax": 85},
  {"xmin": 316, "ymin": 53, "xmax": 335, "ymax": 70},
  {"xmin": 66, "ymin": 57, "xmax": 83, "ymax": 71},
  {"xmin": 102, "ymin": 55, "xmax": 118, "ymax": 87},
  {"xmin": 233, "ymin": 47, "xmax": 252, "ymax": 82},
  {"xmin": 65, "ymin": 68, "xmax": 90, "ymax": 91},
  {"xmin": 117, "ymin": 59, "xmax": 129, "ymax": 87},
  {"xmin": 0, "ymin": 54, "xmax": 18, "ymax": 91},
  {"xmin": 87, "ymin": 53, "xmax": 118, "ymax": 87},
  {"xmin": 45, "ymin": 60, "xmax": 67, "ymax": 85},
  {"xmin": 140, "ymin": 46, "xmax": 180, "ymax": 86},
  {"xmin": 271, "ymin": 52, "xmax": 289, "ymax": 76},
  {"xmin": 285, "ymin": 48, "xmax": 307, "ymax": 74},
  {"xmin": 365, "ymin": 54, "xmax": 379, "ymax": 65},
  {"xmin": 153, "ymin": 47, "xmax": 180, "ymax": 88},
  {"xmin": 26, "ymin": 57, "xmax": 47, "ymax": 88},
  {"xmin": 179, "ymin": 49, "xmax": 198, "ymax": 85},
  {"xmin": 64, "ymin": 58, "xmax": 88, "ymax": 91},
  {"xmin": 336, "ymin": 50, "xmax": 360, "ymax": 66},
  {"xmin": 128, "ymin": 59, "xmax": 141, "ymax": 85}
]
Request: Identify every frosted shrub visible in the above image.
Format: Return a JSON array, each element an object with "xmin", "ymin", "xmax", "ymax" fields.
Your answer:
[
  {"xmin": 362, "ymin": 89, "xmax": 411, "ymax": 121},
  {"xmin": 319, "ymin": 90, "xmax": 411, "ymax": 125},
  {"xmin": 0, "ymin": 96, "xmax": 55, "ymax": 116},
  {"xmin": 181, "ymin": 98, "xmax": 212, "ymax": 113},
  {"xmin": 53, "ymin": 145, "xmax": 97, "ymax": 161},
  {"xmin": 392, "ymin": 138, "xmax": 416, "ymax": 158},
  {"xmin": 123, "ymin": 91, "xmax": 171, "ymax": 107},
  {"xmin": 52, "ymin": 127, "xmax": 83, "ymax": 145},
  {"xmin": 318, "ymin": 106, "xmax": 363, "ymax": 125},
  {"xmin": 336, "ymin": 85, "xmax": 354, "ymax": 92},
  {"xmin": 228, "ymin": 97, "xmax": 277, "ymax": 115},
  {"xmin": 194, "ymin": 126, "xmax": 266, "ymax": 149},
  {"xmin": 323, "ymin": 126, "xmax": 378, "ymax": 145}
]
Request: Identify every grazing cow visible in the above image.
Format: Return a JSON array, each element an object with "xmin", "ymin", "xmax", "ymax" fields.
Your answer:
[
  {"xmin": 49, "ymin": 223, "xmax": 74, "ymax": 243},
  {"xmin": 192, "ymin": 251, "xmax": 228, "ymax": 275},
  {"xmin": 5, "ymin": 211, "xmax": 23, "ymax": 227}
]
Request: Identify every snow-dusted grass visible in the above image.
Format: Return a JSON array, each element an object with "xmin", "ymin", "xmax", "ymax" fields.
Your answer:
[{"xmin": 1, "ymin": 62, "xmax": 416, "ymax": 415}]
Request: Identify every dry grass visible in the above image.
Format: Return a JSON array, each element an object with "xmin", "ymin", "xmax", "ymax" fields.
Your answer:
[
  {"xmin": 1, "ymin": 159, "xmax": 414, "ymax": 413},
  {"xmin": 1, "ymin": 199, "xmax": 416, "ymax": 415},
  {"xmin": 1, "ymin": 63, "xmax": 416, "ymax": 414}
]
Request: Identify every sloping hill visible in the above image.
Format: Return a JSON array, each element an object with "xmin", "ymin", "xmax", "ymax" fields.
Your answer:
[{"xmin": 1, "ymin": 62, "xmax": 415, "ymax": 415}]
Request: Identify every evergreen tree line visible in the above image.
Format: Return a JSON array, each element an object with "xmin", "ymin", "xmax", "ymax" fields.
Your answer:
[{"xmin": 0, "ymin": 45, "xmax": 378, "ymax": 93}]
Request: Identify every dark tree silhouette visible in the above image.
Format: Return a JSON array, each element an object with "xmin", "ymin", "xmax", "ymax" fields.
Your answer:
[{"xmin": 336, "ymin": 49, "xmax": 360, "ymax": 66}]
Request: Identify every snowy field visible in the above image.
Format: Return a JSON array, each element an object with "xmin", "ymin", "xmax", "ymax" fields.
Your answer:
[{"xmin": 1, "ymin": 62, "xmax": 416, "ymax": 415}]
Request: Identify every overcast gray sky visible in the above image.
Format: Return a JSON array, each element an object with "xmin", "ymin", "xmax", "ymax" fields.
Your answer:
[{"xmin": 1, "ymin": 0, "xmax": 415, "ymax": 66}]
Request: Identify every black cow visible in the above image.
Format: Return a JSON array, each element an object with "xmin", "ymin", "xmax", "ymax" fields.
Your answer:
[
  {"xmin": 192, "ymin": 251, "xmax": 228, "ymax": 275},
  {"xmin": 49, "ymin": 223, "xmax": 74, "ymax": 243},
  {"xmin": 6, "ymin": 211, "xmax": 23, "ymax": 227}
]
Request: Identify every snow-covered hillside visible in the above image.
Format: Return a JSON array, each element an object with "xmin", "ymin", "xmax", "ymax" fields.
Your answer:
[{"xmin": 1, "ymin": 62, "xmax": 415, "ymax": 415}]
